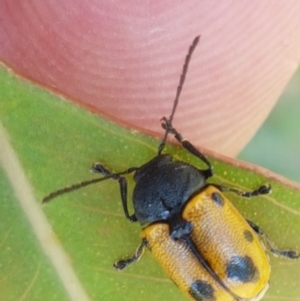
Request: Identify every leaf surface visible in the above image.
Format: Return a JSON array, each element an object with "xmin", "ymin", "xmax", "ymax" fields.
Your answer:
[{"xmin": 0, "ymin": 65, "xmax": 300, "ymax": 301}]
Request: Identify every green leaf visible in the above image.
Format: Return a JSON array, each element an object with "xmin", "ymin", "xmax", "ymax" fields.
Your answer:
[{"xmin": 1, "ymin": 64, "xmax": 300, "ymax": 301}]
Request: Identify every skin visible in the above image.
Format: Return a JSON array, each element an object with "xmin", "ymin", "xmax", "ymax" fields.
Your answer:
[{"xmin": 1, "ymin": 0, "xmax": 300, "ymax": 157}]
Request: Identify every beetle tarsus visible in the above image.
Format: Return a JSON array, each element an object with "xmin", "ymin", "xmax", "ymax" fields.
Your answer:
[{"xmin": 114, "ymin": 242, "xmax": 145, "ymax": 270}]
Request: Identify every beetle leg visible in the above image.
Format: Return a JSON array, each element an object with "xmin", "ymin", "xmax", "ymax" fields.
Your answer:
[
  {"xmin": 214, "ymin": 184, "xmax": 271, "ymax": 198},
  {"xmin": 92, "ymin": 163, "xmax": 138, "ymax": 222},
  {"xmin": 114, "ymin": 240, "xmax": 146, "ymax": 270},
  {"xmin": 160, "ymin": 118, "xmax": 213, "ymax": 179},
  {"xmin": 247, "ymin": 219, "xmax": 300, "ymax": 260},
  {"xmin": 91, "ymin": 163, "xmax": 112, "ymax": 176}
]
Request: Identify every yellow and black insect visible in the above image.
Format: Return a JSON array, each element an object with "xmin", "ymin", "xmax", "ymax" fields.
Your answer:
[{"xmin": 44, "ymin": 36, "xmax": 299, "ymax": 301}]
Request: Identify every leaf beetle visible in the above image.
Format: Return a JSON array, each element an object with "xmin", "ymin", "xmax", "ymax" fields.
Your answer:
[{"xmin": 44, "ymin": 36, "xmax": 300, "ymax": 301}]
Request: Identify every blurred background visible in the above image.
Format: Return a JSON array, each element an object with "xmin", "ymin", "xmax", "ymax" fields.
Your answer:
[{"xmin": 239, "ymin": 66, "xmax": 300, "ymax": 183}]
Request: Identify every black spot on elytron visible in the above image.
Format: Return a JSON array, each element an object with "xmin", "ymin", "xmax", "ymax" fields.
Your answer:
[
  {"xmin": 227, "ymin": 256, "xmax": 259, "ymax": 283},
  {"xmin": 243, "ymin": 229, "xmax": 254, "ymax": 242},
  {"xmin": 189, "ymin": 280, "xmax": 215, "ymax": 301},
  {"xmin": 211, "ymin": 192, "xmax": 224, "ymax": 206}
]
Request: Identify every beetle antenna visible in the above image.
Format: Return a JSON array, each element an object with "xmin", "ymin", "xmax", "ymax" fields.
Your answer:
[
  {"xmin": 168, "ymin": 35, "xmax": 200, "ymax": 124},
  {"xmin": 158, "ymin": 35, "xmax": 200, "ymax": 155},
  {"xmin": 43, "ymin": 167, "xmax": 138, "ymax": 203},
  {"xmin": 42, "ymin": 177, "xmax": 110, "ymax": 203}
]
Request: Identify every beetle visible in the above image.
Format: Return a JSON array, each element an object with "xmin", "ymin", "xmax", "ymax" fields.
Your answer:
[{"xmin": 43, "ymin": 36, "xmax": 300, "ymax": 301}]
